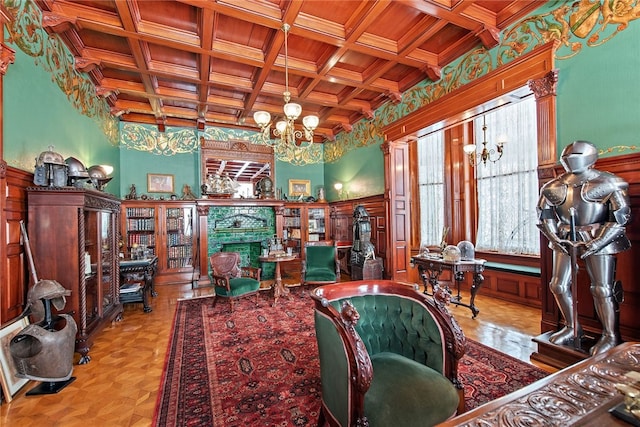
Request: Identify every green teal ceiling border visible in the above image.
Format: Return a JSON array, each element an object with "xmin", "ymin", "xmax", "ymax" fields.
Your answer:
[
  {"xmin": 202, "ymin": 127, "xmax": 324, "ymax": 166},
  {"xmin": 4, "ymin": 0, "xmax": 639, "ymax": 161},
  {"xmin": 4, "ymin": 0, "xmax": 119, "ymax": 145},
  {"xmin": 121, "ymin": 123, "xmax": 200, "ymax": 156},
  {"xmin": 325, "ymin": 1, "xmax": 640, "ymax": 163},
  {"xmin": 120, "ymin": 123, "xmax": 324, "ymax": 165}
]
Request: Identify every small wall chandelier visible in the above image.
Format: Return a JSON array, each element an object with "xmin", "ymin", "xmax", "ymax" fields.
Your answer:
[
  {"xmin": 253, "ymin": 24, "xmax": 319, "ymax": 150},
  {"xmin": 463, "ymin": 115, "xmax": 505, "ymax": 167}
]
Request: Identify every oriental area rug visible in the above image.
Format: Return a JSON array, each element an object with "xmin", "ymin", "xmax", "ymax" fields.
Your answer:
[{"xmin": 153, "ymin": 288, "xmax": 548, "ymax": 426}]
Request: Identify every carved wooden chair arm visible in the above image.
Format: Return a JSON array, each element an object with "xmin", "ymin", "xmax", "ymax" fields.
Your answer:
[
  {"xmin": 240, "ymin": 266, "xmax": 261, "ymax": 281},
  {"xmin": 210, "ymin": 273, "xmax": 232, "ymax": 290}
]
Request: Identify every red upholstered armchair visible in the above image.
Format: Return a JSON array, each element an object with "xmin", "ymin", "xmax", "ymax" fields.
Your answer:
[{"xmin": 209, "ymin": 251, "xmax": 261, "ymax": 312}]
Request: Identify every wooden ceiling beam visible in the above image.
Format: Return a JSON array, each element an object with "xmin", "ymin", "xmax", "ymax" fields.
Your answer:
[{"xmin": 113, "ymin": 1, "xmax": 164, "ymax": 120}]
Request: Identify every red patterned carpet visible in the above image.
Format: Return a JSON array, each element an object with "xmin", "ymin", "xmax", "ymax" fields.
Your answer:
[{"xmin": 153, "ymin": 288, "xmax": 548, "ymax": 426}]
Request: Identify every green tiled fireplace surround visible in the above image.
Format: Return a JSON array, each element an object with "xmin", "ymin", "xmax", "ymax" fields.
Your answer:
[{"xmin": 207, "ymin": 206, "xmax": 276, "ymax": 279}]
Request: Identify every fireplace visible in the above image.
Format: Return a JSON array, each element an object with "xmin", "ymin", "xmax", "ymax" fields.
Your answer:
[{"xmin": 207, "ymin": 206, "xmax": 276, "ymax": 279}]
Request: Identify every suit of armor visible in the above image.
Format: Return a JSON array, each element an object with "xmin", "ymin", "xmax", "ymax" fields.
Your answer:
[
  {"xmin": 537, "ymin": 141, "xmax": 631, "ymax": 355},
  {"xmin": 351, "ymin": 205, "xmax": 376, "ymax": 267}
]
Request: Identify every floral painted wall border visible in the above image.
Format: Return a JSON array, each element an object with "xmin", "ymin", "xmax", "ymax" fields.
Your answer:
[{"xmin": 4, "ymin": 0, "xmax": 118, "ymax": 145}]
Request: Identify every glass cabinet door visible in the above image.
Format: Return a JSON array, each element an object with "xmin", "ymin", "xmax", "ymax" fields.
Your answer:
[
  {"xmin": 124, "ymin": 205, "xmax": 156, "ymax": 258},
  {"xmin": 83, "ymin": 210, "xmax": 100, "ymax": 327},
  {"xmin": 100, "ymin": 211, "xmax": 115, "ymax": 311},
  {"xmin": 165, "ymin": 206, "xmax": 193, "ymax": 270},
  {"xmin": 283, "ymin": 207, "xmax": 302, "ymax": 256},
  {"xmin": 307, "ymin": 207, "xmax": 327, "ymax": 242}
]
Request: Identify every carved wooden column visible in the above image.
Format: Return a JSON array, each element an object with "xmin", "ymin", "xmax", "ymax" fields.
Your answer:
[
  {"xmin": 528, "ymin": 70, "xmax": 560, "ymax": 335},
  {"xmin": 1, "ymin": 4, "xmax": 17, "ymax": 324},
  {"xmin": 195, "ymin": 203, "xmax": 210, "ymax": 286},
  {"xmin": 382, "ymin": 139, "xmax": 410, "ymax": 281}
]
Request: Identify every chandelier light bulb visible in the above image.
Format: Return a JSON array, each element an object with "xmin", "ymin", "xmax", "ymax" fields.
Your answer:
[
  {"xmin": 253, "ymin": 111, "xmax": 271, "ymax": 126},
  {"xmin": 463, "ymin": 144, "xmax": 477, "ymax": 154},
  {"xmin": 283, "ymin": 102, "xmax": 302, "ymax": 120},
  {"xmin": 302, "ymin": 114, "xmax": 319, "ymax": 130},
  {"xmin": 275, "ymin": 120, "xmax": 287, "ymax": 134}
]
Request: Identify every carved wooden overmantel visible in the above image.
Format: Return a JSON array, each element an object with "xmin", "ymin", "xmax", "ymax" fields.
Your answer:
[{"xmin": 200, "ymin": 137, "xmax": 275, "ymax": 188}]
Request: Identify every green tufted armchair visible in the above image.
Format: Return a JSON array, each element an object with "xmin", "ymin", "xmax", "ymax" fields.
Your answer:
[{"xmin": 311, "ymin": 280, "xmax": 466, "ymax": 427}]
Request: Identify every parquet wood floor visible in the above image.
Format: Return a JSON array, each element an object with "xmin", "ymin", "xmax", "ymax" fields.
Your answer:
[{"xmin": 0, "ymin": 278, "xmax": 556, "ymax": 425}]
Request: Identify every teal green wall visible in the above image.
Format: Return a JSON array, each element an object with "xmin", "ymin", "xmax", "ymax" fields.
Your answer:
[
  {"xmin": 4, "ymin": 46, "xmax": 120, "ymax": 194},
  {"xmin": 275, "ymin": 159, "xmax": 324, "ymax": 200},
  {"xmin": 119, "ymin": 146, "xmax": 199, "ymax": 199},
  {"xmin": 556, "ymin": 22, "xmax": 640, "ymax": 156},
  {"xmin": 324, "ymin": 142, "xmax": 384, "ymax": 201}
]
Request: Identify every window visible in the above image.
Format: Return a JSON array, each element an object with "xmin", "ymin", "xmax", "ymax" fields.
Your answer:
[
  {"xmin": 417, "ymin": 131, "xmax": 445, "ymax": 246},
  {"xmin": 474, "ymin": 97, "xmax": 539, "ymax": 255}
]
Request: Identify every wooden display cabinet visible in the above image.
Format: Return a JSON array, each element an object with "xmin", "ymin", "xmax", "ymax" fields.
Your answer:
[
  {"xmin": 121, "ymin": 200, "xmax": 196, "ymax": 285},
  {"xmin": 282, "ymin": 202, "xmax": 330, "ymax": 259},
  {"xmin": 27, "ymin": 187, "xmax": 122, "ymax": 364}
]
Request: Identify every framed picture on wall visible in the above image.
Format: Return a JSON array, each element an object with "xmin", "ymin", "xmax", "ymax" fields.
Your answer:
[
  {"xmin": 147, "ymin": 173, "xmax": 175, "ymax": 193},
  {"xmin": 289, "ymin": 179, "xmax": 311, "ymax": 197},
  {"xmin": 0, "ymin": 317, "xmax": 30, "ymax": 402}
]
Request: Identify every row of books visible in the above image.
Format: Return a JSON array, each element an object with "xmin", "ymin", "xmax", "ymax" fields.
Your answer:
[{"xmin": 126, "ymin": 207, "xmax": 155, "ymax": 218}]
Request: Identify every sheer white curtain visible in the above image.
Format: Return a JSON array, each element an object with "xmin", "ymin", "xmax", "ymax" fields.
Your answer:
[
  {"xmin": 418, "ymin": 131, "xmax": 445, "ymax": 246},
  {"xmin": 474, "ymin": 97, "xmax": 540, "ymax": 255}
]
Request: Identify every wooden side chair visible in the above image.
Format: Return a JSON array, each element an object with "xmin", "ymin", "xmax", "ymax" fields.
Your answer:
[
  {"xmin": 301, "ymin": 240, "xmax": 340, "ymax": 287},
  {"xmin": 209, "ymin": 251, "xmax": 261, "ymax": 312}
]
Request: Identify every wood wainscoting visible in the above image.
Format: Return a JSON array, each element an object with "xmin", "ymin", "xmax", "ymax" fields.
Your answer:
[
  {"xmin": 329, "ymin": 195, "xmax": 387, "ymax": 278},
  {"xmin": 476, "ymin": 253, "xmax": 542, "ymax": 308}
]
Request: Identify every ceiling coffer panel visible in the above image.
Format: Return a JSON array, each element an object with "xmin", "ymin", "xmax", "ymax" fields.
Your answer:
[{"xmin": 40, "ymin": 0, "xmax": 542, "ymax": 143}]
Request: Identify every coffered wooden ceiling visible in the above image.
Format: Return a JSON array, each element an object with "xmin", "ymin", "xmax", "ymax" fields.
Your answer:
[{"xmin": 36, "ymin": 0, "xmax": 543, "ymax": 142}]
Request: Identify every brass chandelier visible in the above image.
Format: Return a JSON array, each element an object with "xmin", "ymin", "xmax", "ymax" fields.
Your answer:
[
  {"xmin": 463, "ymin": 115, "xmax": 505, "ymax": 167},
  {"xmin": 253, "ymin": 24, "xmax": 319, "ymax": 150}
]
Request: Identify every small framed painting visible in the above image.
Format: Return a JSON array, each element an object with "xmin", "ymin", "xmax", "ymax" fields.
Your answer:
[
  {"xmin": 147, "ymin": 173, "xmax": 174, "ymax": 193},
  {"xmin": 289, "ymin": 179, "xmax": 311, "ymax": 197},
  {"xmin": 0, "ymin": 317, "xmax": 30, "ymax": 402}
]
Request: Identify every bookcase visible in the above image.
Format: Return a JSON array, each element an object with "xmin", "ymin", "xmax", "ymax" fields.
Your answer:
[
  {"xmin": 27, "ymin": 187, "xmax": 122, "ymax": 363},
  {"xmin": 122, "ymin": 200, "xmax": 196, "ymax": 285},
  {"xmin": 282, "ymin": 202, "xmax": 330, "ymax": 259}
]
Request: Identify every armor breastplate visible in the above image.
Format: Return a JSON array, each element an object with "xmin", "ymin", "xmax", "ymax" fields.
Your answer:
[
  {"xmin": 544, "ymin": 172, "xmax": 616, "ymax": 227},
  {"xmin": 9, "ymin": 314, "xmax": 77, "ymax": 382}
]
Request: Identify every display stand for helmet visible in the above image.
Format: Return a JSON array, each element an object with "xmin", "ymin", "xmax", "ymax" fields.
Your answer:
[{"xmin": 9, "ymin": 222, "xmax": 77, "ymax": 395}]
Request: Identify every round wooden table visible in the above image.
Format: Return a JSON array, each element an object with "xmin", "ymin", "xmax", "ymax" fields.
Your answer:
[{"xmin": 259, "ymin": 254, "xmax": 297, "ymax": 306}]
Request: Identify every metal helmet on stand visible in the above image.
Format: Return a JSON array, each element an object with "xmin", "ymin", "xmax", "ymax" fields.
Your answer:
[
  {"xmin": 65, "ymin": 157, "xmax": 90, "ymax": 187},
  {"xmin": 33, "ymin": 146, "xmax": 68, "ymax": 187},
  {"xmin": 87, "ymin": 165, "xmax": 113, "ymax": 191}
]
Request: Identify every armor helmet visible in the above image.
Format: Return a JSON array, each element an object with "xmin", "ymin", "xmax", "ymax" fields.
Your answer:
[
  {"xmin": 35, "ymin": 146, "xmax": 66, "ymax": 166},
  {"xmin": 87, "ymin": 165, "xmax": 107, "ymax": 179},
  {"xmin": 26, "ymin": 279, "xmax": 71, "ymax": 322},
  {"xmin": 560, "ymin": 140, "xmax": 598, "ymax": 173},
  {"xmin": 87, "ymin": 165, "xmax": 113, "ymax": 191},
  {"xmin": 65, "ymin": 157, "xmax": 90, "ymax": 178}
]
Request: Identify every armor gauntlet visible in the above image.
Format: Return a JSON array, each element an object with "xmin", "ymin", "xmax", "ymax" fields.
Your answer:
[
  {"xmin": 537, "ymin": 221, "xmax": 568, "ymax": 254},
  {"xmin": 537, "ymin": 203, "xmax": 567, "ymax": 254},
  {"xmin": 583, "ymin": 223, "xmax": 626, "ymax": 257}
]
